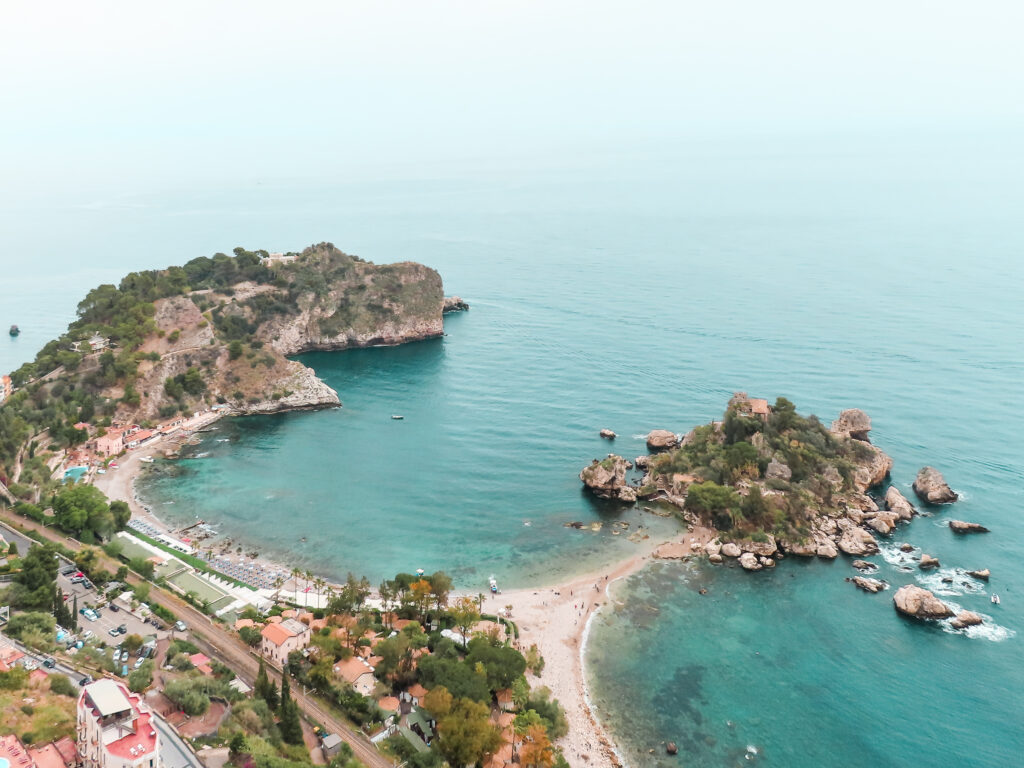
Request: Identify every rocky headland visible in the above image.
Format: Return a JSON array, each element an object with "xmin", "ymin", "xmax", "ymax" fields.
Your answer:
[{"xmin": 0, "ymin": 243, "xmax": 463, "ymax": 496}]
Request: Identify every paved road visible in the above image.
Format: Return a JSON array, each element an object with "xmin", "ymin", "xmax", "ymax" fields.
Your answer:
[
  {"xmin": 153, "ymin": 712, "xmax": 202, "ymax": 768},
  {"xmin": 0, "ymin": 511, "xmax": 395, "ymax": 768}
]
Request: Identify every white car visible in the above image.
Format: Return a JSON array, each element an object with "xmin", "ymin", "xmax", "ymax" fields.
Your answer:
[
  {"xmin": 81, "ymin": 630, "xmax": 94, "ymax": 641},
  {"xmin": 133, "ymin": 657, "xmax": 145, "ymax": 670}
]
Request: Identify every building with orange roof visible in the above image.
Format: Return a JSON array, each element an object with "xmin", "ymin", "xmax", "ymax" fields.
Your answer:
[
  {"xmin": 496, "ymin": 688, "xmax": 515, "ymax": 711},
  {"xmin": 748, "ymin": 398, "xmax": 771, "ymax": 418},
  {"xmin": 234, "ymin": 618, "xmax": 255, "ymax": 630},
  {"xmin": 333, "ymin": 657, "xmax": 376, "ymax": 696},
  {"xmin": 52, "ymin": 738, "xmax": 76, "ymax": 768},
  {"xmin": 260, "ymin": 618, "xmax": 310, "ymax": 667},
  {"xmin": 377, "ymin": 696, "xmax": 400, "ymax": 713},
  {"xmin": 29, "ymin": 668, "xmax": 50, "ymax": 686},
  {"xmin": 27, "ymin": 742, "xmax": 68, "ymax": 768},
  {"xmin": 189, "ymin": 653, "xmax": 214, "ymax": 676}
]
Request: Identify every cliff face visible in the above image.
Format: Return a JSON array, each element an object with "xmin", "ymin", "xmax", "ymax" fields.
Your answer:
[{"xmin": 259, "ymin": 258, "xmax": 444, "ymax": 355}]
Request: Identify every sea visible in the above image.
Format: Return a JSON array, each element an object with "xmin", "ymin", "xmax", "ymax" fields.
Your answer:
[{"xmin": 2, "ymin": 131, "xmax": 1022, "ymax": 765}]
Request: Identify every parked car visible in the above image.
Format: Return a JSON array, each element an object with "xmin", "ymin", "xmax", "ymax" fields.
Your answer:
[
  {"xmin": 61, "ymin": 566, "xmax": 76, "ymax": 576},
  {"xmin": 78, "ymin": 675, "xmax": 92, "ymax": 686},
  {"xmin": 83, "ymin": 580, "xmax": 94, "ymax": 590},
  {"xmin": 81, "ymin": 630, "xmax": 94, "ymax": 641},
  {"xmin": 70, "ymin": 576, "xmax": 84, "ymax": 584},
  {"xmin": 23, "ymin": 660, "xmax": 38, "ymax": 671},
  {"xmin": 174, "ymin": 620, "xmax": 187, "ymax": 632},
  {"xmin": 83, "ymin": 609, "xmax": 98, "ymax": 622},
  {"xmin": 117, "ymin": 625, "xmax": 127, "ymax": 635},
  {"xmin": 108, "ymin": 603, "xmax": 119, "ymax": 612},
  {"xmin": 42, "ymin": 658, "xmax": 56, "ymax": 669},
  {"xmin": 108, "ymin": 627, "xmax": 120, "ymax": 637},
  {"xmin": 133, "ymin": 657, "xmax": 145, "ymax": 670}
]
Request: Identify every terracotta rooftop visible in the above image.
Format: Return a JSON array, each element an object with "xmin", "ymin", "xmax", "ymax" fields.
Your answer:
[
  {"xmin": 407, "ymin": 683, "xmax": 428, "ymax": 700},
  {"xmin": 748, "ymin": 398, "xmax": 770, "ymax": 416},
  {"xmin": 261, "ymin": 622, "xmax": 296, "ymax": 646},
  {"xmin": 234, "ymin": 618, "xmax": 255, "ymax": 630},
  {"xmin": 28, "ymin": 742, "xmax": 68, "ymax": 768},
  {"xmin": 333, "ymin": 657, "xmax": 374, "ymax": 684},
  {"xmin": 377, "ymin": 696, "xmax": 400, "ymax": 712}
]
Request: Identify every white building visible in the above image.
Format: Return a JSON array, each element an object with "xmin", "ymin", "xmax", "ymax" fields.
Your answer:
[{"xmin": 77, "ymin": 679, "xmax": 161, "ymax": 768}]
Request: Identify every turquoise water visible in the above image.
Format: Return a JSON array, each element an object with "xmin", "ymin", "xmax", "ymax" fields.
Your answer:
[
  {"xmin": 2, "ymin": 134, "xmax": 1022, "ymax": 764},
  {"xmin": 64, "ymin": 466, "xmax": 88, "ymax": 482}
]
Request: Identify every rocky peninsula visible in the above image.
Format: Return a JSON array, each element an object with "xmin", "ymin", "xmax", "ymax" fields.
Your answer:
[{"xmin": 0, "ymin": 243, "xmax": 461, "ymax": 500}]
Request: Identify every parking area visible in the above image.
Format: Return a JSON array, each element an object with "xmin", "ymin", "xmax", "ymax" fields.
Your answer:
[{"xmin": 56, "ymin": 568, "xmax": 166, "ymax": 644}]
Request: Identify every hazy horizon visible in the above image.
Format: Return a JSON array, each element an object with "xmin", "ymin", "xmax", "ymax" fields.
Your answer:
[{"xmin": 2, "ymin": 1, "xmax": 1023, "ymax": 204}]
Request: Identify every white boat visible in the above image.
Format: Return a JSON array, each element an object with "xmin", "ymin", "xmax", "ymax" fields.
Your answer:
[
  {"xmin": 991, "ymin": 594, "xmax": 1000, "ymax": 605},
  {"xmin": 489, "ymin": 575, "xmax": 499, "ymax": 594},
  {"xmin": 391, "ymin": 415, "xmax": 404, "ymax": 420},
  {"xmin": 139, "ymin": 456, "xmax": 154, "ymax": 463}
]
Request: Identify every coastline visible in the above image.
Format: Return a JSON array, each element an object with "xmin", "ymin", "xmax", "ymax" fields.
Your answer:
[
  {"xmin": 493, "ymin": 526, "xmax": 715, "ymax": 768},
  {"xmin": 92, "ymin": 416, "xmax": 714, "ymax": 767}
]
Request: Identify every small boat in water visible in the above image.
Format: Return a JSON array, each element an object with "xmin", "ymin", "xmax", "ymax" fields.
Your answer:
[
  {"xmin": 489, "ymin": 575, "xmax": 499, "ymax": 594},
  {"xmin": 9, "ymin": 324, "xmax": 19, "ymax": 337},
  {"xmin": 139, "ymin": 456, "xmax": 154, "ymax": 464},
  {"xmin": 391, "ymin": 415, "xmax": 404, "ymax": 420},
  {"xmin": 991, "ymin": 594, "xmax": 1000, "ymax": 605}
]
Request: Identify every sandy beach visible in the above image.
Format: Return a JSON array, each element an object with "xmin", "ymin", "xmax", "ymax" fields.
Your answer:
[
  {"xmin": 493, "ymin": 524, "xmax": 716, "ymax": 768},
  {"xmin": 91, "ymin": 413, "xmax": 714, "ymax": 766}
]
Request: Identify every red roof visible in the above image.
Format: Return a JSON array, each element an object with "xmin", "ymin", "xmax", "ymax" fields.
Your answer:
[
  {"xmin": 130, "ymin": 429, "xmax": 155, "ymax": 442},
  {"xmin": 261, "ymin": 623, "xmax": 296, "ymax": 646}
]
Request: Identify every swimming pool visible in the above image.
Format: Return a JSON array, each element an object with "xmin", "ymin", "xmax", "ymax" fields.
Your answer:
[{"xmin": 63, "ymin": 466, "xmax": 88, "ymax": 482}]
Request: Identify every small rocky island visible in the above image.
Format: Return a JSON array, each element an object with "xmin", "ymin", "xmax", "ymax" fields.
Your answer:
[{"xmin": 580, "ymin": 394, "xmax": 968, "ymax": 570}]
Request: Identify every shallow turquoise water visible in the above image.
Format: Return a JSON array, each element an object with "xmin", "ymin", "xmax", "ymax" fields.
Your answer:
[{"xmin": 2, "ymin": 134, "xmax": 1022, "ymax": 764}]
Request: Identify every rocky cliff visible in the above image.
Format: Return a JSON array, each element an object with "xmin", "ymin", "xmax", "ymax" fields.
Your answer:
[{"xmin": 0, "ymin": 244, "xmax": 459, "ymax": 485}]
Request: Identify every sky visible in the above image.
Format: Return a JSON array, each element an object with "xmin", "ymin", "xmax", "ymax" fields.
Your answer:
[{"xmin": 1, "ymin": 1, "xmax": 1022, "ymax": 200}]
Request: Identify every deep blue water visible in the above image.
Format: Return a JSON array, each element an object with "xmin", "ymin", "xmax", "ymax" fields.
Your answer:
[{"xmin": 2, "ymin": 134, "xmax": 1022, "ymax": 765}]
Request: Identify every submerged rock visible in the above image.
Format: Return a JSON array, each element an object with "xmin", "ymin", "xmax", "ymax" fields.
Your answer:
[
  {"xmin": 913, "ymin": 466, "xmax": 958, "ymax": 504},
  {"xmin": 892, "ymin": 585, "xmax": 954, "ymax": 620},
  {"xmin": 949, "ymin": 520, "xmax": 989, "ymax": 534},
  {"xmin": 968, "ymin": 569, "xmax": 990, "ymax": 581},
  {"xmin": 950, "ymin": 611, "xmax": 983, "ymax": 629},
  {"xmin": 852, "ymin": 560, "xmax": 877, "ymax": 572},
  {"xmin": 646, "ymin": 429, "xmax": 679, "ymax": 451}
]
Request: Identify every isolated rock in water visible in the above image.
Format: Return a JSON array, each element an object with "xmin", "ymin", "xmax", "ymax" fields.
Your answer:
[
  {"xmin": 760, "ymin": 556, "xmax": 776, "ymax": 568},
  {"xmin": 442, "ymin": 296, "xmax": 469, "ymax": 312},
  {"xmin": 899, "ymin": 543, "xmax": 915, "ymax": 553},
  {"xmin": 893, "ymin": 585, "xmax": 954, "ymax": 620},
  {"xmin": 967, "ymin": 569, "xmax": 990, "ymax": 581},
  {"xmin": 852, "ymin": 443, "xmax": 894, "ymax": 492},
  {"xmin": 866, "ymin": 510, "xmax": 900, "ymax": 536},
  {"xmin": 646, "ymin": 429, "xmax": 679, "ymax": 451},
  {"xmin": 599, "ymin": 429, "xmax": 617, "ymax": 440},
  {"xmin": 765, "ymin": 458, "xmax": 792, "ymax": 481},
  {"xmin": 739, "ymin": 552, "xmax": 763, "ymax": 571},
  {"xmin": 949, "ymin": 520, "xmax": 989, "ymax": 534},
  {"xmin": 885, "ymin": 487, "xmax": 916, "ymax": 521},
  {"xmin": 617, "ymin": 486, "xmax": 637, "ymax": 503},
  {"xmin": 894, "ymin": 585, "xmax": 953, "ymax": 618},
  {"xmin": 853, "ymin": 577, "xmax": 886, "ymax": 593},
  {"xmin": 838, "ymin": 527, "xmax": 880, "ymax": 556},
  {"xmin": 852, "ymin": 560, "xmax": 877, "ymax": 572},
  {"xmin": 721, "ymin": 542, "xmax": 742, "ymax": 558},
  {"xmin": 666, "ymin": 742, "xmax": 678, "ymax": 756},
  {"xmin": 913, "ymin": 466, "xmax": 958, "ymax": 504},
  {"xmin": 950, "ymin": 611, "xmax": 983, "ymax": 629},
  {"xmin": 831, "ymin": 409, "xmax": 873, "ymax": 441},
  {"xmin": 918, "ymin": 553, "xmax": 940, "ymax": 570},
  {"xmin": 579, "ymin": 455, "xmax": 630, "ymax": 500}
]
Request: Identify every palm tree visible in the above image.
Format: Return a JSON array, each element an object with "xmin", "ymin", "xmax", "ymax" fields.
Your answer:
[
  {"xmin": 291, "ymin": 567, "xmax": 301, "ymax": 604},
  {"xmin": 304, "ymin": 570, "xmax": 314, "ymax": 607},
  {"xmin": 272, "ymin": 575, "xmax": 285, "ymax": 602},
  {"xmin": 313, "ymin": 577, "xmax": 326, "ymax": 608}
]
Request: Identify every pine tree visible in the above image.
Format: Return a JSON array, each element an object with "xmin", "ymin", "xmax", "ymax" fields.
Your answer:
[
  {"xmin": 72, "ymin": 595, "xmax": 79, "ymax": 630},
  {"xmin": 255, "ymin": 658, "xmax": 279, "ymax": 710},
  {"xmin": 278, "ymin": 673, "xmax": 303, "ymax": 745}
]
